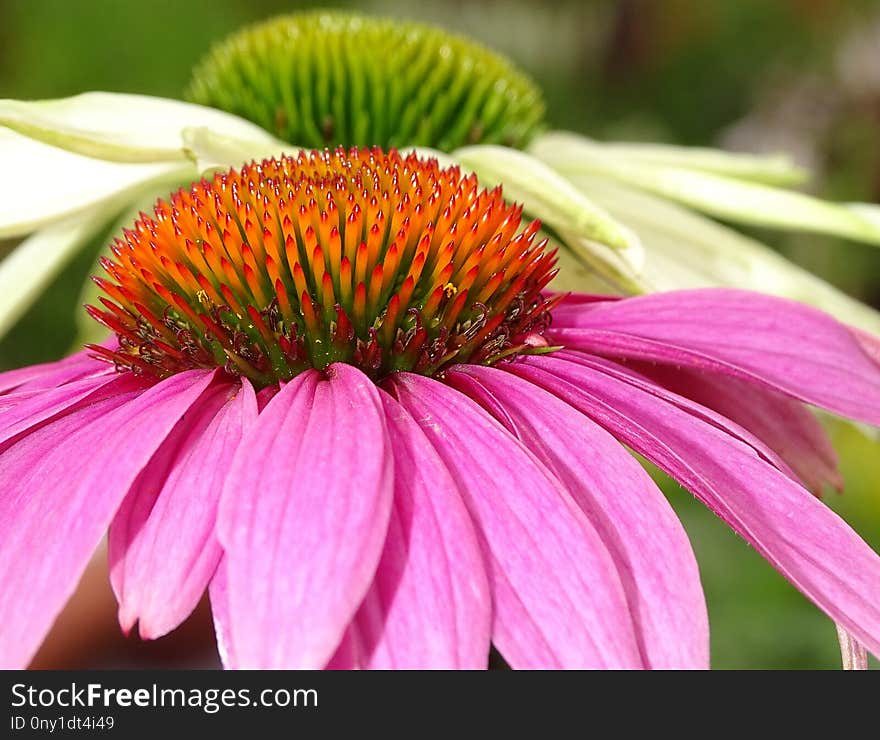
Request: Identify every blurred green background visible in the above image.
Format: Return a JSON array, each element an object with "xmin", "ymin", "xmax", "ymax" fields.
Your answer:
[{"xmin": 2, "ymin": 0, "xmax": 880, "ymax": 669}]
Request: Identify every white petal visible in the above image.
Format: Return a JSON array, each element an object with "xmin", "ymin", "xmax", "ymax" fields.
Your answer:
[
  {"xmin": 553, "ymin": 227, "xmax": 647, "ymax": 293},
  {"xmin": 532, "ymin": 131, "xmax": 808, "ymax": 185},
  {"xmin": 849, "ymin": 202, "xmax": 880, "ymax": 230},
  {"xmin": 0, "ymin": 129, "xmax": 191, "ymax": 238},
  {"xmin": 0, "ymin": 92, "xmax": 282, "ymax": 163},
  {"xmin": 181, "ymin": 127, "xmax": 290, "ymax": 176},
  {"xmin": 549, "ymin": 244, "xmax": 622, "ymax": 294},
  {"xmin": 530, "ymin": 132, "xmax": 880, "ymax": 246},
  {"xmin": 0, "ymin": 207, "xmax": 117, "ymax": 337},
  {"xmin": 452, "ymin": 144, "xmax": 644, "ymax": 279},
  {"xmin": 572, "ymin": 173, "xmax": 880, "ymax": 334}
]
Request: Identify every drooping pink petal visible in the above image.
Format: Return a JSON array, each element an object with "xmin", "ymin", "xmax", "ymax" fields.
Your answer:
[
  {"xmin": 547, "ymin": 288, "xmax": 880, "ymax": 424},
  {"xmin": 0, "ymin": 347, "xmax": 107, "ymax": 395},
  {"xmin": 0, "ymin": 372, "xmax": 130, "ymax": 449},
  {"xmin": 255, "ymin": 384, "xmax": 279, "ymax": 411},
  {"xmin": 208, "ymin": 558, "xmax": 236, "ymax": 669},
  {"xmin": 0, "ymin": 369, "xmax": 215, "ymax": 668},
  {"xmin": 389, "ymin": 372, "xmax": 643, "ymax": 669},
  {"xmin": 852, "ymin": 327, "xmax": 880, "ymax": 367},
  {"xmin": 217, "ymin": 364, "xmax": 393, "ymax": 669},
  {"xmin": 0, "ymin": 364, "xmax": 56, "ymax": 395},
  {"xmin": 109, "ymin": 377, "xmax": 258, "ymax": 640},
  {"xmin": 549, "ymin": 292, "xmax": 621, "ymax": 316},
  {"xmin": 0, "ymin": 388, "xmax": 40, "ymax": 414},
  {"xmin": 446, "ymin": 365, "xmax": 709, "ymax": 669},
  {"xmin": 515, "ymin": 353, "xmax": 880, "ymax": 658},
  {"xmin": 324, "ymin": 631, "xmax": 361, "ymax": 669},
  {"xmin": 643, "ymin": 365, "xmax": 841, "ymax": 494},
  {"xmin": 340, "ymin": 392, "xmax": 491, "ymax": 669},
  {"xmin": 550, "ymin": 350, "xmax": 798, "ymax": 483}
]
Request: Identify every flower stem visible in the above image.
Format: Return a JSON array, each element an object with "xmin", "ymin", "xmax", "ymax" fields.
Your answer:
[{"xmin": 836, "ymin": 624, "xmax": 868, "ymax": 670}]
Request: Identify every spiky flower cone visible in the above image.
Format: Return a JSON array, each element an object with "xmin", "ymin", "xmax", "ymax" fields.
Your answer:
[
  {"xmin": 186, "ymin": 11, "xmax": 546, "ymax": 150},
  {"xmin": 87, "ymin": 148, "xmax": 558, "ymax": 385}
]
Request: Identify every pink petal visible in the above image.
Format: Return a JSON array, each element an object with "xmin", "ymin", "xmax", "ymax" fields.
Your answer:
[
  {"xmin": 208, "ymin": 558, "xmax": 236, "ymax": 669},
  {"xmin": 217, "ymin": 364, "xmax": 393, "ymax": 668},
  {"xmin": 342, "ymin": 392, "xmax": 491, "ymax": 669},
  {"xmin": 0, "ymin": 372, "xmax": 133, "ymax": 448},
  {"xmin": 551, "ymin": 350, "xmax": 798, "ymax": 482},
  {"xmin": 548, "ymin": 292, "xmax": 621, "ymax": 317},
  {"xmin": 447, "ymin": 365, "xmax": 709, "ymax": 669},
  {"xmin": 390, "ymin": 372, "xmax": 643, "ymax": 669},
  {"xmin": 0, "ymin": 364, "xmax": 55, "ymax": 395},
  {"xmin": 0, "ymin": 348, "xmax": 107, "ymax": 395},
  {"xmin": 536, "ymin": 348, "xmax": 816, "ymax": 494},
  {"xmin": 548, "ymin": 288, "xmax": 880, "ymax": 424},
  {"xmin": 643, "ymin": 365, "xmax": 841, "ymax": 494},
  {"xmin": 325, "ymin": 631, "xmax": 359, "ymax": 669},
  {"xmin": 109, "ymin": 377, "xmax": 258, "ymax": 639},
  {"xmin": 852, "ymin": 327, "xmax": 880, "ymax": 366},
  {"xmin": 517, "ymin": 353, "xmax": 880, "ymax": 658},
  {"xmin": 0, "ymin": 369, "xmax": 215, "ymax": 668}
]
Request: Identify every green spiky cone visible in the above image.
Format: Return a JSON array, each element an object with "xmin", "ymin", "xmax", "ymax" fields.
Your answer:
[{"xmin": 185, "ymin": 11, "xmax": 546, "ymax": 151}]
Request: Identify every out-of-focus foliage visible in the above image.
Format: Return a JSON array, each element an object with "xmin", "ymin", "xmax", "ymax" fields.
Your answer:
[{"xmin": 1, "ymin": 0, "xmax": 879, "ymax": 669}]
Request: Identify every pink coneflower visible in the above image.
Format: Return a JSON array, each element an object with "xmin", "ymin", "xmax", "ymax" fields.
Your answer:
[{"xmin": 1, "ymin": 148, "xmax": 879, "ymax": 670}]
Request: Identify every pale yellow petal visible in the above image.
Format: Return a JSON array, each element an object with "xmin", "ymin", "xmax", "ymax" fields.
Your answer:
[
  {"xmin": 0, "ymin": 92, "xmax": 281, "ymax": 163},
  {"xmin": 0, "ymin": 129, "xmax": 191, "ymax": 239}
]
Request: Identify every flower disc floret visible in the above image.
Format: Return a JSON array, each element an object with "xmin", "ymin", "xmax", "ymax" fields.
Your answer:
[{"xmin": 88, "ymin": 148, "xmax": 559, "ymax": 386}]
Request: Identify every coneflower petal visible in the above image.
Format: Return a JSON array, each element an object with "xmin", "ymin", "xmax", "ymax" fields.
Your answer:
[
  {"xmin": 390, "ymin": 372, "xmax": 643, "ymax": 669},
  {"xmin": 642, "ymin": 366, "xmax": 841, "ymax": 494},
  {"xmin": 0, "ymin": 365, "xmax": 57, "ymax": 396},
  {"xmin": 548, "ymin": 350, "xmax": 799, "ymax": 481},
  {"xmin": 0, "ymin": 369, "xmax": 214, "ymax": 668},
  {"xmin": 109, "ymin": 376, "xmax": 258, "ymax": 640},
  {"xmin": 339, "ymin": 393, "xmax": 491, "ymax": 669},
  {"xmin": 0, "ymin": 372, "xmax": 121, "ymax": 447},
  {"xmin": 447, "ymin": 365, "xmax": 709, "ymax": 669},
  {"xmin": 217, "ymin": 364, "xmax": 393, "ymax": 669},
  {"xmin": 0, "ymin": 346, "xmax": 108, "ymax": 396},
  {"xmin": 0, "ymin": 128, "xmax": 190, "ymax": 240},
  {"xmin": 208, "ymin": 559, "xmax": 236, "ymax": 669},
  {"xmin": 0, "ymin": 92, "xmax": 280, "ymax": 164},
  {"xmin": 0, "ymin": 208, "xmax": 121, "ymax": 338},
  {"xmin": 324, "ymin": 630, "xmax": 359, "ymax": 670},
  {"xmin": 519, "ymin": 354, "xmax": 880, "ymax": 658},
  {"xmin": 547, "ymin": 288, "xmax": 880, "ymax": 425}
]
